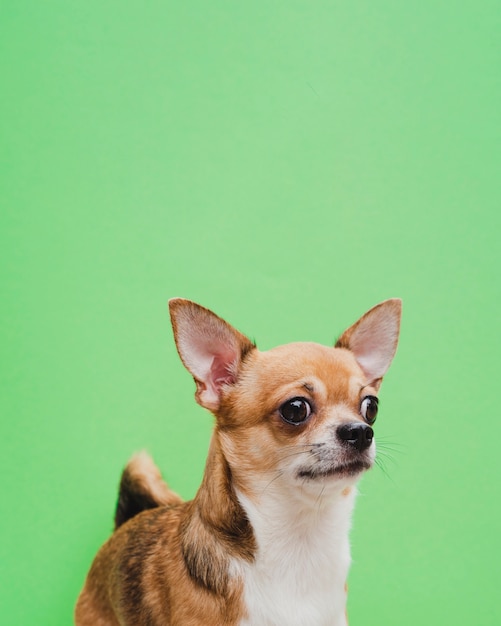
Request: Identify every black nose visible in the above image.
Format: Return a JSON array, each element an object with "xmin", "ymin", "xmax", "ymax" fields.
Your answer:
[{"xmin": 337, "ymin": 423, "xmax": 374, "ymax": 451}]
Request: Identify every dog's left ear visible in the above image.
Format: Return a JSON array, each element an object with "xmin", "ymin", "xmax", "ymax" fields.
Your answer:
[
  {"xmin": 169, "ymin": 299, "xmax": 256, "ymax": 412},
  {"xmin": 336, "ymin": 299, "xmax": 402, "ymax": 388}
]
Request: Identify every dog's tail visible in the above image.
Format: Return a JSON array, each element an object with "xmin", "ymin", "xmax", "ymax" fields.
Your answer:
[{"xmin": 114, "ymin": 452, "xmax": 182, "ymax": 529}]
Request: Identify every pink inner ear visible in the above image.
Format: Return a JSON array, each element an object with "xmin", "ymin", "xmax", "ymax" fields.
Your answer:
[{"xmin": 209, "ymin": 351, "xmax": 237, "ymax": 392}]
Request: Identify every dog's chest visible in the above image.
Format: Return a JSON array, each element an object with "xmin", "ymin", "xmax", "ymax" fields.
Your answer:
[
  {"xmin": 237, "ymin": 543, "xmax": 349, "ymax": 626},
  {"xmin": 236, "ymin": 492, "xmax": 353, "ymax": 626}
]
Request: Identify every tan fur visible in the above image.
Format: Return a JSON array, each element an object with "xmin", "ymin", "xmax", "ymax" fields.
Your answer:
[
  {"xmin": 76, "ymin": 298, "xmax": 401, "ymax": 625},
  {"xmin": 75, "ymin": 440, "xmax": 251, "ymax": 625},
  {"xmin": 216, "ymin": 344, "xmax": 375, "ymax": 498},
  {"xmin": 126, "ymin": 452, "xmax": 182, "ymax": 508}
]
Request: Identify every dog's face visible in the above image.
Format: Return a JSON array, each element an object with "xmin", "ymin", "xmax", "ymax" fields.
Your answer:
[
  {"xmin": 169, "ymin": 298, "xmax": 401, "ymax": 498},
  {"xmin": 217, "ymin": 342, "xmax": 378, "ymax": 497}
]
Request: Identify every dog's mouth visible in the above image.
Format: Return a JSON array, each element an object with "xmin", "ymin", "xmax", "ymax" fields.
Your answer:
[{"xmin": 297, "ymin": 459, "xmax": 372, "ymax": 481}]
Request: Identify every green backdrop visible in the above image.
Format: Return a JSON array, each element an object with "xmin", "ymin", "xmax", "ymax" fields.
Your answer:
[{"xmin": 1, "ymin": 1, "xmax": 500, "ymax": 624}]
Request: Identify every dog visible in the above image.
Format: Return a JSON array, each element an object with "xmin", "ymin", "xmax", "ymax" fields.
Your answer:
[{"xmin": 75, "ymin": 297, "xmax": 402, "ymax": 625}]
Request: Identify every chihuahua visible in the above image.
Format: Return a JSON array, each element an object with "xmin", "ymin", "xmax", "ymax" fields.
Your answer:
[{"xmin": 75, "ymin": 297, "xmax": 401, "ymax": 626}]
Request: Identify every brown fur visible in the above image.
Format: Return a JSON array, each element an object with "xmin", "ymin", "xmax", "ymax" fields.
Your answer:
[
  {"xmin": 75, "ymin": 439, "xmax": 253, "ymax": 625},
  {"xmin": 76, "ymin": 298, "xmax": 401, "ymax": 625},
  {"xmin": 216, "ymin": 344, "xmax": 377, "ymax": 498},
  {"xmin": 115, "ymin": 452, "xmax": 182, "ymax": 529}
]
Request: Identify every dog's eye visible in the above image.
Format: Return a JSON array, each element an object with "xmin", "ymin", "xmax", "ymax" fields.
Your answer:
[
  {"xmin": 360, "ymin": 396, "xmax": 378, "ymax": 425},
  {"xmin": 279, "ymin": 397, "xmax": 312, "ymax": 425}
]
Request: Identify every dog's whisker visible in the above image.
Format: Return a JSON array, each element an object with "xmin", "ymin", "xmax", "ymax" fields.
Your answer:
[
  {"xmin": 377, "ymin": 440, "xmax": 404, "ymax": 450},
  {"xmin": 277, "ymin": 448, "xmax": 316, "ymax": 462},
  {"xmin": 376, "ymin": 443, "xmax": 405, "ymax": 457},
  {"xmin": 376, "ymin": 449, "xmax": 399, "ymax": 467},
  {"xmin": 376, "ymin": 437, "xmax": 407, "ymax": 450},
  {"xmin": 374, "ymin": 457, "xmax": 397, "ymax": 484},
  {"xmin": 315, "ymin": 485, "xmax": 326, "ymax": 510},
  {"xmin": 260, "ymin": 470, "xmax": 284, "ymax": 495}
]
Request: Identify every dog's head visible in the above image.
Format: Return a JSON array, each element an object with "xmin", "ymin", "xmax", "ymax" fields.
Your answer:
[{"xmin": 169, "ymin": 299, "xmax": 401, "ymax": 497}]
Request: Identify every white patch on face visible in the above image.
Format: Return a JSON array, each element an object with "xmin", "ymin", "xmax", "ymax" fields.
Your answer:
[{"xmin": 278, "ymin": 403, "xmax": 376, "ymax": 496}]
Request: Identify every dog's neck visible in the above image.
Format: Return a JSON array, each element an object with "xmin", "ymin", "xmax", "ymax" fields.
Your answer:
[
  {"xmin": 236, "ymin": 475, "xmax": 354, "ymax": 626},
  {"xmin": 180, "ymin": 435, "xmax": 256, "ymax": 595},
  {"xmin": 183, "ymin": 433, "xmax": 355, "ymax": 625},
  {"xmin": 238, "ymin": 472, "xmax": 357, "ymax": 538}
]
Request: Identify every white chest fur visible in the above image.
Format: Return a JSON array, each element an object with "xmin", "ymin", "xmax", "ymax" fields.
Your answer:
[{"xmin": 236, "ymin": 485, "xmax": 356, "ymax": 626}]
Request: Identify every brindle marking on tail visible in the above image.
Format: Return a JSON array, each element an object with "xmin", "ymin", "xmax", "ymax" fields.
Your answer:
[{"xmin": 114, "ymin": 452, "xmax": 182, "ymax": 529}]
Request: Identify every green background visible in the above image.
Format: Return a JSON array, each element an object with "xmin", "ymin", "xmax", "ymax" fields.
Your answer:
[{"xmin": 1, "ymin": 1, "xmax": 500, "ymax": 624}]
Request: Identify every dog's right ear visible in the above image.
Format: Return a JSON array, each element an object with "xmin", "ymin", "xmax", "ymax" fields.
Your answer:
[{"xmin": 168, "ymin": 299, "xmax": 255, "ymax": 412}]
